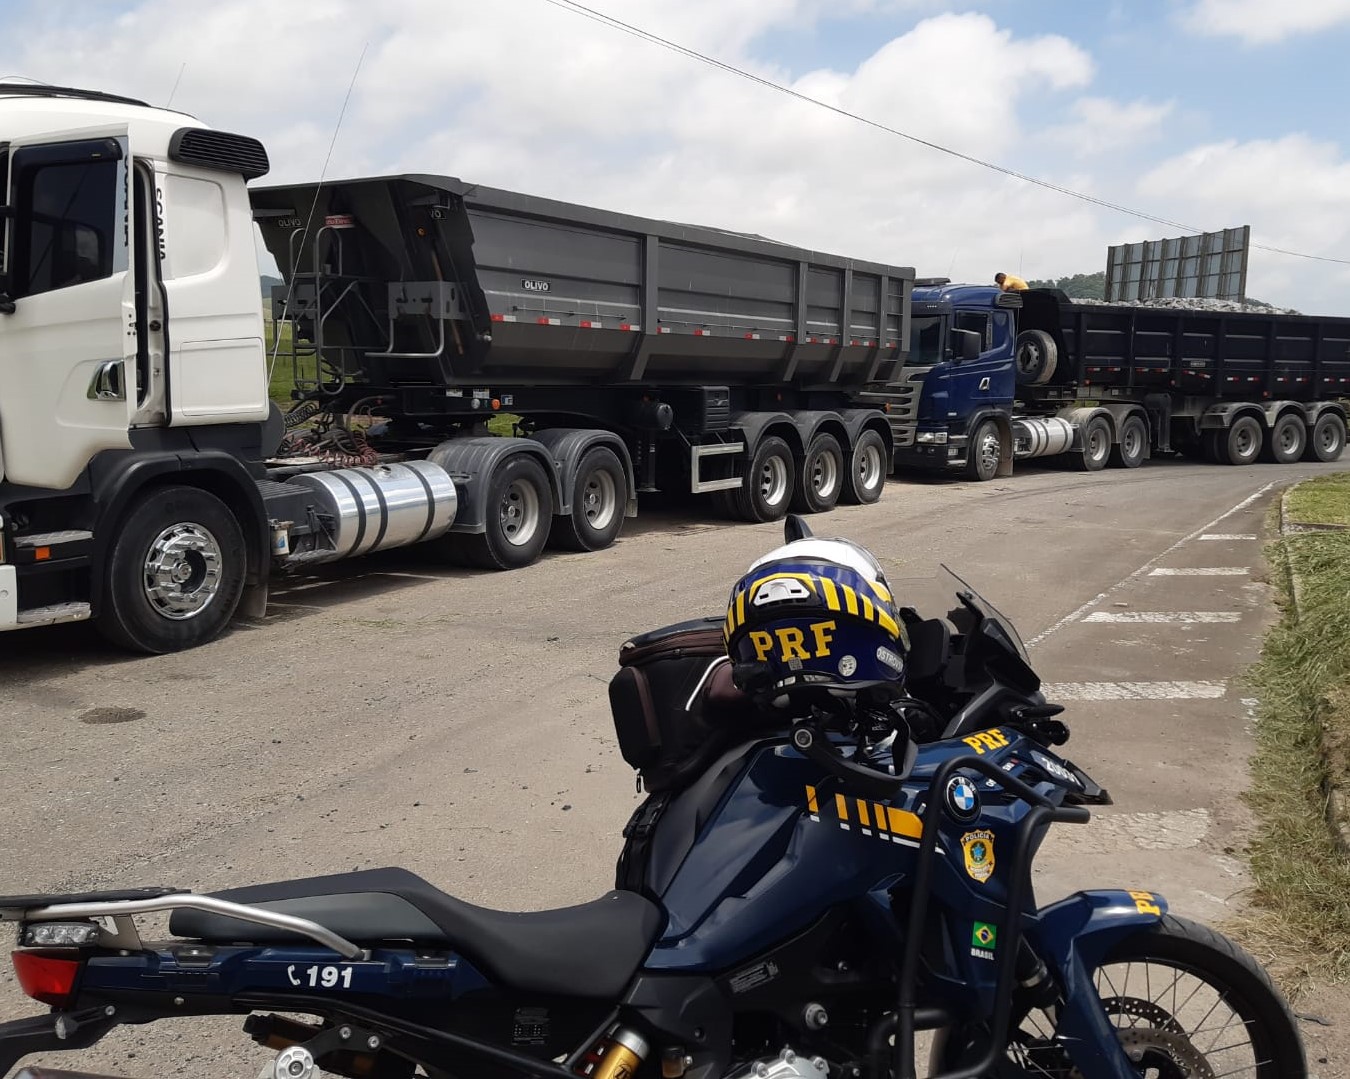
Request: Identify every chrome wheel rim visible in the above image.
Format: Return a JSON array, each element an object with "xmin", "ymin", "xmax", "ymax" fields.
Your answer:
[
  {"xmin": 580, "ymin": 468, "xmax": 618, "ymax": 531},
  {"xmin": 143, "ymin": 523, "xmax": 223, "ymax": 621},
  {"xmin": 1017, "ymin": 341, "xmax": 1042, "ymax": 377},
  {"xmin": 760, "ymin": 454, "xmax": 790, "ymax": 507},
  {"xmin": 978, "ymin": 431, "xmax": 1001, "ymax": 474},
  {"xmin": 857, "ymin": 444, "xmax": 884, "ymax": 492},
  {"xmin": 1124, "ymin": 424, "xmax": 1143, "ymax": 459},
  {"xmin": 810, "ymin": 449, "xmax": 840, "ymax": 500},
  {"xmin": 500, "ymin": 479, "xmax": 542, "ymax": 546}
]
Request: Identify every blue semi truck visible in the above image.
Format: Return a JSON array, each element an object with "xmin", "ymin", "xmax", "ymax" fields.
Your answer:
[{"xmin": 859, "ymin": 281, "xmax": 1349, "ymax": 479}]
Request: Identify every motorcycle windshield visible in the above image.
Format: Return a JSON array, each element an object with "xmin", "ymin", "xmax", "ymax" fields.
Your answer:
[{"xmin": 888, "ymin": 566, "xmax": 1033, "ymax": 670}]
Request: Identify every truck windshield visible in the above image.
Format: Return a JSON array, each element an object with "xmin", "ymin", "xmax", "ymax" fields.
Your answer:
[{"xmin": 909, "ymin": 316, "xmax": 944, "ymax": 365}]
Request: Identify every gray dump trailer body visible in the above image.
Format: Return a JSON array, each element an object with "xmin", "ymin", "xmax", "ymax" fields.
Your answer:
[{"xmin": 252, "ymin": 174, "xmax": 912, "ymax": 399}]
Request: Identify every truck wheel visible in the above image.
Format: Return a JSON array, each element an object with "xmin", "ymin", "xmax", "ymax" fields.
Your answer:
[
  {"xmin": 1109, "ymin": 415, "xmax": 1148, "ymax": 469},
  {"xmin": 841, "ymin": 428, "xmax": 888, "ymax": 505},
  {"xmin": 96, "ymin": 485, "xmax": 246, "ymax": 654},
  {"xmin": 791, "ymin": 433, "xmax": 844, "ymax": 514},
  {"xmin": 735, "ymin": 435, "xmax": 795, "ymax": 522},
  {"xmin": 1073, "ymin": 416, "xmax": 1112, "ymax": 472},
  {"xmin": 1222, "ymin": 416, "xmax": 1263, "ymax": 466},
  {"xmin": 1015, "ymin": 330, "xmax": 1058, "ymax": 386},
  {"xmin": 552, "ymin": 447, "xmax": 626, "ymax": 552},
  {"xmin": 1262, "ymin": 414, "xmax": 1306, "ymax": 464},
  {"xmin": 964, "ymin": 421, "xmax": 1002, "ymax": 482},
  {"xmin": 451, "ymin": 454, "xmax": 554, "ymax": 569},
  {"xmin": 1304, "ymin": 412, "xmax": 1347, "ymax": 463}
]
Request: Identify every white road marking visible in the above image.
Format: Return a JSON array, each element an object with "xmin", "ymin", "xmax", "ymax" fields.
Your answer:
[
  {"xmin": 1148, "ymin": 567, "xmax": 1249, "ymax": 576},
  {"xmin": 1026, "ymin": 481, "xmax": 1275, "ymax": 647},
  {"xmin": 1199, "ymin": 534, "xmax": 1257, "ymax": 541},
  {"xmin": 1082, "ymin": 611, "xmax": 1242, "ymax": 623},
  {"xmin": 1044, "ymin": 681, "xmax": 1227, "ymax": 700}
]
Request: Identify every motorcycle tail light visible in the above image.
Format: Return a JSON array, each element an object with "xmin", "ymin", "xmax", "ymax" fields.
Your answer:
[{"xmin": 12, "ymin": 951, "xmax": 81, "ymax": 1006}]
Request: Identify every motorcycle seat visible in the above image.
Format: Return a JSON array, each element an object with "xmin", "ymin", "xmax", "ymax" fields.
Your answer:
[{"xmin": 168, "ymin": 867, "xmax": 664, "ymax": 999}]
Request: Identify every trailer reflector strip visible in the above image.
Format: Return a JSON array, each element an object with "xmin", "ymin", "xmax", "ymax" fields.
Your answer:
[
  {"xmin": 619, "ymin": 323, "xmax": 641, "ymax": 332},
  {"xmin": 745, "ymin": 333, "xmax": 760, "ymax": 340},
  {"xmin": 658, "ymin": 327, "xmax": 672, "ymax": 334},
  {"xmin": 694, "ymin": 329, "xmax": 711, "ymax": 336},
  {"xmin": 537, "ymin": 317, "xmax": 562, "ymax": 326},
  {"xmin": 580, "ymin": 320, "xmax": 602, "ymax": 329},
  {"xmin": 490, "ymin": 314, "xmax": 517, "ymax": 323}
]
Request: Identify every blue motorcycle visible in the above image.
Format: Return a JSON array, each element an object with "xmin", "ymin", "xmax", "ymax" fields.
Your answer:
[{"xmin": 0, "ymin": 517, "xmax": 1304, "ymax": 1078}]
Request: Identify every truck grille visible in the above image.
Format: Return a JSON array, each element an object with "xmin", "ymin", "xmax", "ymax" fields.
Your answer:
[{"xmin": 854, "ymin": 367, "xmax": 926, "ymax": 448}]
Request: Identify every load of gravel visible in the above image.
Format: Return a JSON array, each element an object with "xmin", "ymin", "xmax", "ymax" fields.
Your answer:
[{"xmin": 1069, "ymin": 295, "xmax": 1302, "ymax": 315}]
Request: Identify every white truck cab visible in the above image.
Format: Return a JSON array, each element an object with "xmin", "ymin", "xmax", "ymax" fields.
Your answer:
[{"xmin": 0, "ymin": 84, "xmax": 277, "ymax": 649}]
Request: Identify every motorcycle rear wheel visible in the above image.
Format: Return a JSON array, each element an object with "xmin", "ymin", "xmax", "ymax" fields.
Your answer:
[{"xmin": 938, "ymin": 914, "xmax": 1306, "ymax": 1077}]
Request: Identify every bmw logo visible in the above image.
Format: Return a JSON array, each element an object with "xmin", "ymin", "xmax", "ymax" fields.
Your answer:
[{"xmin": 945, "ymin": 775, "xmax": 981, "ymax": 821}]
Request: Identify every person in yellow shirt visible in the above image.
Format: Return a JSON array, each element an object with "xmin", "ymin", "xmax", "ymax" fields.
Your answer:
[{"xmin": 995, "ymin": 272, "xmax": 1028, "ymax": 292}]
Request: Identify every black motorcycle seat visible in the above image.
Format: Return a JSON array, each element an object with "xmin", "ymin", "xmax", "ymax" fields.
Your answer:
[{"xmin": 168, "ymin": 867, "xmax": 664, "ymax": 999}]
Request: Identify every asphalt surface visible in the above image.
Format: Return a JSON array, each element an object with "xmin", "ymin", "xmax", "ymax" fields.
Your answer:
[{"xmin": 2, "ymin": 454, "xmax": 1348, "ymax": 1076}]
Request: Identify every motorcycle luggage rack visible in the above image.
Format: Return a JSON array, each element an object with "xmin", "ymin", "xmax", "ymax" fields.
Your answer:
[
  {"xmin": 889, "ymin": 753, "xmax": 1090, "ymax": 1079},
  {"xmin": 10, "ymin": 894, "xmax": 366, "ymax": 960}
]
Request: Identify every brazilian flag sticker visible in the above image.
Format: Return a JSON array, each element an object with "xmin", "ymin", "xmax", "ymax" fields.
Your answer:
[{"xmin": 971, "ymin": 922, "xmax": 997, "ymax": 950}]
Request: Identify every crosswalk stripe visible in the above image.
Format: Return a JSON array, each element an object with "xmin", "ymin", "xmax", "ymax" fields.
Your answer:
[
  {"xmin": 1082, "ymin": 611, "xmax": 1241, "ymax": 623},
  {"xmin": 1043, "ymin": 681, "xmax": 1227, "ymax": 701}
]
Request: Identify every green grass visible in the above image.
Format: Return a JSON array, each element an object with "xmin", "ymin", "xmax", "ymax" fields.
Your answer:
[
  {"xmin": 1234, "ymin": 474, "xmax": 1350, "ymax": 991},
  {"xmin": 265, "ymin": 320, "xmax": 298, "ymax": 407},
  {"xmin": 1286, "ymin": 469, "xmax": 1350, "ymax": 528}
]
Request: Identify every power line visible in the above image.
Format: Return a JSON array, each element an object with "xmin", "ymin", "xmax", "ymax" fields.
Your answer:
[{"xmin": 534, "ymin": 0, "xmax": 1350, "ymax": 268}]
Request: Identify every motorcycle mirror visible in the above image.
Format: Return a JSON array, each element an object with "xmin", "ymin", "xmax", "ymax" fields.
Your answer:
[{"xmin": 784, "ymin": 513, "xmax": 813, "ymax": 543}]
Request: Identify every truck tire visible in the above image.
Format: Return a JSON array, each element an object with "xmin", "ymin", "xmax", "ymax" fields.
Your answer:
[
  {"xmin": 1109, "ymin": 414, "xmax": 1148, "ymax": 469},
  {"xmin": 1015, "ymin": 330, "xmax": 1058, "ymax": 386},
  {"xmin": 964, "ymin": 421, "xmax": 1002, "ymax": 482},
  {"xmin": 734, "ymin": 435, "xmax": 795, "ymax": 522},
  {"xmin": 1201, "ymin": 429, "xmax": 1225, "ymax": 464},
  {"xmin": 1221, "ymin": 416, "xmax": 1263, "ymax": 466},
  {"xmin": 552, "ymin": 447, "xmax": 626, "ymax": 552},
  {"xmin": 791, "ymin": 432, "xmax": 844, "ymax": 514},
  {"xmin": 1262, "ymin": 414, "xmax": 1306, "ymax": 464},
  {"xmin": 1073, "ymin": 416, "xmax": 1112, "ymax": 472},
  {"xmin": 1304, "ymin": 412, "xmax": 1347, "ymax": 463},
  {"xmin": 449, "ymin": 454, "xmax": 554, "ymax": 569},
  {"xmin": 96, "ymin": 485, "xmax": 246, "ymax": 654},
  {"xmin": 841, "ymin": 428, "xmax": 888, "ymax": 505}
]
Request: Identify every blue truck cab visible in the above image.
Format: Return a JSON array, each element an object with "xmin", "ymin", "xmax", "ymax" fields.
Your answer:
[{"xmin": 889, "ymin": 283, "xmax": 1020, "ymax": 475}]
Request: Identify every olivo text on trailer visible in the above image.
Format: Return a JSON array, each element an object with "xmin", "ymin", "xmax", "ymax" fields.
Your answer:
[
  {"xmin": 866, "ymin": 283, "xmax": 1348, "ymax": 480},
  {"xmin": 0, "ymin": 85, "xmax": 909, "ymax": 653}
]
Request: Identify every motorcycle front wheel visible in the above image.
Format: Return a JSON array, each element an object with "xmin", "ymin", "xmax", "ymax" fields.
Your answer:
[{"xmin": 937, "ymin": 914, "xmax": 1306, "ymax": 1077}]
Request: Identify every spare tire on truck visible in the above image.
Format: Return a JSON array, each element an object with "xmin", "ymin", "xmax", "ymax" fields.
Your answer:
[{"xmin": 1015, "ymin": 329, "xmax": 1058, "ymax": 386}]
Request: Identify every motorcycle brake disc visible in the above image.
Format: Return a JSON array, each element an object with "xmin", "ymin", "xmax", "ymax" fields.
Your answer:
[
  {"xmin": 1099, "ymin": 996, "xmax": 1186, "ymax": 1034},
  {"xmin": 1115, "ymin": 1027, "xmax": 1215, "ymax": 1078}
]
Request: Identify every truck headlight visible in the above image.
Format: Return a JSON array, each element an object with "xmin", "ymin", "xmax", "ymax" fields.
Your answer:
[{"xmin": 915, "ymin": 431, "xmax": 949, "ymax": 445}]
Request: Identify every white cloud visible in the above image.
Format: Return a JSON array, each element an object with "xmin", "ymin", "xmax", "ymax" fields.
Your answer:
[
  {"xmin": 1, "ymin": 1, "xmax": 1346, "ymax": 313},
  {"xmin": 1180, "ymin": 0, "xmax": 1350, "ymax": 44},
  {"xmin": 1044, "ymin": 96, "xmax": 1174, "ymax": 157},
  {"xmin": 1136, "ymin": 135, "xmax": 1350, "ymax": 308}
]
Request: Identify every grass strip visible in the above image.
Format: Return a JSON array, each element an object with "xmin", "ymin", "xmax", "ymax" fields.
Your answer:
[{"xmin": 1236, "ymin": 474, "xmax": 1350, "ymax": 990}]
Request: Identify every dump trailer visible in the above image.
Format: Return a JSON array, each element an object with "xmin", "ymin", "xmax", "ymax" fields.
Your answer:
[
  {"xmin": 0, "ymin": 84, "xmax": 909, "ymax": 653},
  {"xmin": 866, "ymin": 283, "xmax": 1348, "ymax": 479}
]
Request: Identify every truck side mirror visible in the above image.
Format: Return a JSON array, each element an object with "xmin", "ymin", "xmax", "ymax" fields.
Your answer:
[{"xmin": 950, "ymin": 328, "xmax": 981, "ymax": 362}]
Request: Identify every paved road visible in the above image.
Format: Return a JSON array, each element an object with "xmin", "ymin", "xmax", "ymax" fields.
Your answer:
[{"xmin": 2, "ymin": 455, "xmax": 1347, "ymax": 1076}]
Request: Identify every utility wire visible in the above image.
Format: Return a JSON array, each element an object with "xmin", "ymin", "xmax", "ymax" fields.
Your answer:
[{"xmin": 535, "ymin": 0, "xmax": 1350, "ymax": 267}]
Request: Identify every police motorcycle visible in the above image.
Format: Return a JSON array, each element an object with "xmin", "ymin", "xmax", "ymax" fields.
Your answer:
[{"xmin": 0, "ymin": 518, "xmax": 1304, "ymax": 1079}]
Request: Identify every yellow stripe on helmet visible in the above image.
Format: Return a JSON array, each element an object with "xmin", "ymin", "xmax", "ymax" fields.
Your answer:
[{"xmin": 820, "ymin": 576, "xmax": 841, "ymax": 611}]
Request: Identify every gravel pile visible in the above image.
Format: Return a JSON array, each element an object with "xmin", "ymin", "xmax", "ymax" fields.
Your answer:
[{"xmin": 1070, "ymin": 296, "xmax": 1302, "ymax": 315}]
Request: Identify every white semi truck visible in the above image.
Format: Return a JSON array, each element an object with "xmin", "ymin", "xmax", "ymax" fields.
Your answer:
[{"xmin": 0, "ymin": 85, "xmax": 909, "ymax": 652}]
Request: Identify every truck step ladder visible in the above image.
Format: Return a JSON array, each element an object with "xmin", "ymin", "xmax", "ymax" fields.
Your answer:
[{"xmin": 15, "ymin": 602, "xmax": 92, "ymax": 627}]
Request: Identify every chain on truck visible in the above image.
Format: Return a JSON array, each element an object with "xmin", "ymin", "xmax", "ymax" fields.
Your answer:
[{"xmin": 0, "ymin": 85, "xmax": 907, "ymax": 653}]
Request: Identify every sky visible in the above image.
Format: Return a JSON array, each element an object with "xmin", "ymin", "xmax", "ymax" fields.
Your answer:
[{"xmin": 3, "ymin": 0, "xmax": 1349, "ymax": 313}]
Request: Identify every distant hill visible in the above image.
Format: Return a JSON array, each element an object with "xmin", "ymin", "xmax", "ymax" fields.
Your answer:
[
  {"xmin": 1027, "ymin": 271, "xmax": 1105, "ymax": 299},
  {"xmin": 260, "ymin": 274, "xmax": 283, "ymax": 298}
]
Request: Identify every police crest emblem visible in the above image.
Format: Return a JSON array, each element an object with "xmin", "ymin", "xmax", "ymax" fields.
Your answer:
[{"xmin": 961, "ymin": 829, "xmax": 995, "ymax": 884}]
